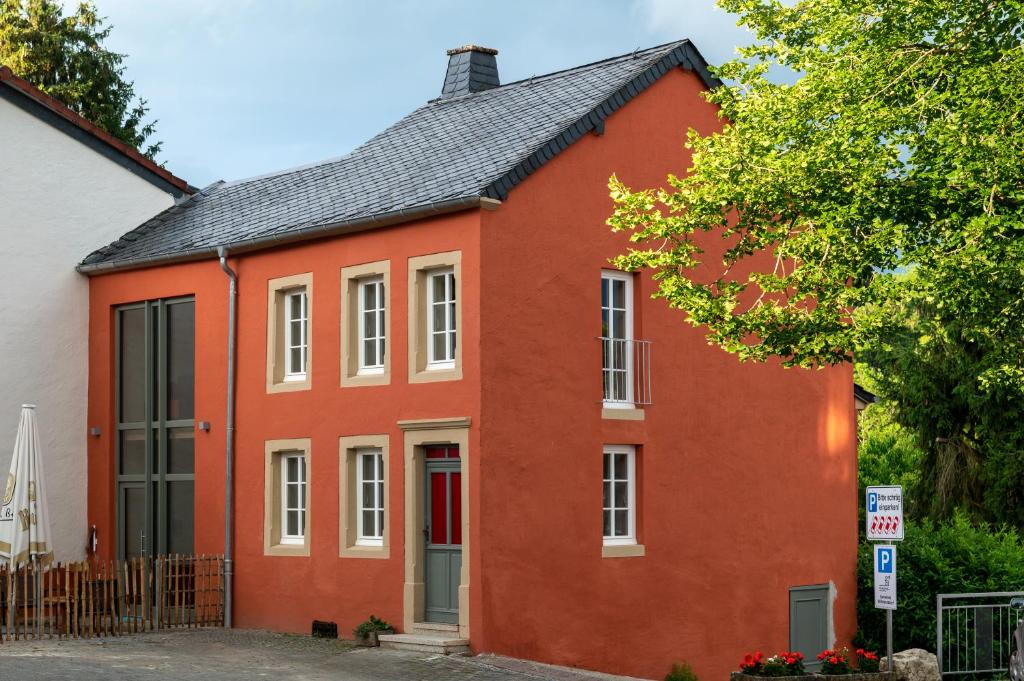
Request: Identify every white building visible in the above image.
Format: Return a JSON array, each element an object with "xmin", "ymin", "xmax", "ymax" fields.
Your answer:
[{"xmin": 0, "ymin": 67, "xmax": 190, "ymax": 560}]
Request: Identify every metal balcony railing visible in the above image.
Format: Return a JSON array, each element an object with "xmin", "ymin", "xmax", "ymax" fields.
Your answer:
[{"xmin": 599, "ymin": 337, "xmax": 652, "ymax": 406}]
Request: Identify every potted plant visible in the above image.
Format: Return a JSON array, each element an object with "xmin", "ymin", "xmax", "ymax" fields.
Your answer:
[
  {"xmin": 734, "ymin": 651, "xmax": 810, "ymax": 680},
  {"xmin": 353, "ymin": 615, "xmax": 394, "ymax": 647}
]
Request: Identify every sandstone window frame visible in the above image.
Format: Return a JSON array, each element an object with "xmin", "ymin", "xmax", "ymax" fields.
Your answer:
[
  {"xmin": 264, "ymin": 438, "xmax": 312, "ymax": 557},
  {"xmin": 340, "ymin": 261, "xmax": 391, "ymax": 387},
  {"xmin": 339, "ymin": 434, "xmax": 390, "ymax": 559},
  {"xmin": 408, "ymin": 251, "xmax": 462, "ymax": 384},
  {"xmin": 266, "ymin": 272, "xmax": 313, "ymax": 393}
]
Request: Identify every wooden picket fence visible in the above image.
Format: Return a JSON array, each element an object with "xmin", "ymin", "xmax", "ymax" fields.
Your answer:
[{"xmin": 0, "ymin": 554, "xmax": 224, "ymax": 640}]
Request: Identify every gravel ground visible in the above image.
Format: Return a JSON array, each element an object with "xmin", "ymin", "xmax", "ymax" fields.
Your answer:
[{"xmin": 0, "ymin": 628, "xmax": 646, "ymax": 681}]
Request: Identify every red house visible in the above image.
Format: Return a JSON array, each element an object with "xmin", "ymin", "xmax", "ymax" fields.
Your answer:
[{"xmin": 80, "ymin": 40, "xmax": 857, "ymax": 679}]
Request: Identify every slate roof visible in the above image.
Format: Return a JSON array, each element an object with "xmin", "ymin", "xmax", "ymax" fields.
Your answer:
[{"xmin": 80, "ymin": 39, "xmax": 718, "ymax": 272}]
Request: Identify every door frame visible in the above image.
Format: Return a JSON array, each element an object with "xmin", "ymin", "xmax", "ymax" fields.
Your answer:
[
  {"xmin": 400, "ymin": 418, "xmax": 470, "ymax": 638},
  {"xmin": 114, "ymin": 297, "xmax": 196, "ymax": 559},
  {"xmin": 424, "ymin": 454, "xmax": 461, "ymax": 623}
]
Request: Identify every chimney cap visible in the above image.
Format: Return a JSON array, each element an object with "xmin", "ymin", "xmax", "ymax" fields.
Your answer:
[{"xmin": 447, "ymin": 44, "xmax": 498, "ymax": 56}]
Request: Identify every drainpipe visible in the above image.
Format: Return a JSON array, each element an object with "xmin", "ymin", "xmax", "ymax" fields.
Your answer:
[{"xmin": 218, "ymin": 246, "xmax": 237, "ymax": 628}]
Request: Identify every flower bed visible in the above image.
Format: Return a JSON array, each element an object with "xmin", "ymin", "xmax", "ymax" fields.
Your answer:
[{"xmin": 731, "ymin": 649, "xmax": 892, "ymax": 681}]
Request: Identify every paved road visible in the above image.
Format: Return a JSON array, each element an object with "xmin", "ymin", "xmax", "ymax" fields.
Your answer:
[{"xmin": 0, "ymin": 629, "xmax": 644, "ymax": 681}]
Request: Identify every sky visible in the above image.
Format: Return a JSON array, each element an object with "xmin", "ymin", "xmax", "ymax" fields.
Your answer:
[{"xmin": 81, "ymin": 0, "xmax": 753, "ymax": 188}]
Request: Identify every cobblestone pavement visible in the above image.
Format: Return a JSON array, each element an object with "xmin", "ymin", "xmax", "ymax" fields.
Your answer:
[{"xmin": 0, "ymin": 629, "xmax": 646, "ymax": 681}]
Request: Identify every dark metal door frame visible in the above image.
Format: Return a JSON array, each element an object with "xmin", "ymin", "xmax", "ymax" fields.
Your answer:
[{"xmin": 115, "ymin": 297, "xmax": 195, "ymax": 559}]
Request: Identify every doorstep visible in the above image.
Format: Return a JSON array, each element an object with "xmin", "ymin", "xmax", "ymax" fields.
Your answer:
[{"xmin": 378, "ymin": 622, "xmax": 469, "ymax": 655}]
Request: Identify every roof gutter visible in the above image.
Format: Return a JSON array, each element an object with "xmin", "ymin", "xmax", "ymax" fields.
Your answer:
[{"xmin": 77, "ymin": 195, "xmax": 498, "ymax": 275}]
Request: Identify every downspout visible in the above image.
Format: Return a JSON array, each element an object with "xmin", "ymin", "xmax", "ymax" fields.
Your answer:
[{"xmin": 217, "ymin": 246, "xmax": 237, "ymax": 628}]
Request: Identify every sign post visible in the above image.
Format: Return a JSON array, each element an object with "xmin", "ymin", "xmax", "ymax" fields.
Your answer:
[{"xmin": 866, "ymin": 486, "xmax": 903, "ymax": 674}]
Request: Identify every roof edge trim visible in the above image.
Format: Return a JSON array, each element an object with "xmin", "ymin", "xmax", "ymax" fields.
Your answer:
[
  {"xmin": 77, "ymin": 195, "xmax": 490, "ymax": 275},
  {"xmin": 0, "ymin": 66, "xmax": 192, "ymax": 196},
  {"xmin": 481, "ymin": 40, "xmax": 721, "ymax": 201}
]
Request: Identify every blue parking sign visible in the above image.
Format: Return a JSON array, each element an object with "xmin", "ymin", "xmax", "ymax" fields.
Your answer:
[
  {"xmin": 877, "ymin": 547, "xmax": 893, "ymax": 573},
  {"xmin": 868, "ymin": 492, "xmax": 878, "ymax": 513},
  {"xmin": 874, "ymin": 544, "xmax": 897, "ymax": 610}
]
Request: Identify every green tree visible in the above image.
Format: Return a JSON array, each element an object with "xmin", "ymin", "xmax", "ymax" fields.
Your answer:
[
  {"xmin": 608, "ymin": 0, "xmax": 1024, "ymax": 524},
  {"xmin": 0, "ymin": 0, "xmax": 161, "ymax": 157},
  {"xmin": 856, "ymin": 403, "xmax": 921, "ymax": 503},
  {"xmin": 608, "ymin": 0, "xmax": 1023, "ymax": 380},
  {"xmin": 859, "ymin": 288, "xmax": 1024, "ymax": 526}
]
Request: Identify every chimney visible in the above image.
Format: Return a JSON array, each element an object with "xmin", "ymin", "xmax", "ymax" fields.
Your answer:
[{"xmin": 441, "ymin": 45, "xmax": 500, "ymax": 98}]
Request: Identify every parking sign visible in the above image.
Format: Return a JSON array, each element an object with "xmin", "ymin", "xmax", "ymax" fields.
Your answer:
[
  {"xmin": 866, "ymin": 485, "xmax": 904, "ymax": 541},
  {"xmin": 874, "ymin": 545, "xmax": 897, "ymax": 610}
]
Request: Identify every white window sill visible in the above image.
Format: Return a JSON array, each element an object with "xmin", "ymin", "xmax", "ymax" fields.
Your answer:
[
  {"xmin": 357, "ymin": 367, "xmax": 385, "ymax": 377},
  {"xmin": 279, "ymin": 536, "xmax": 305, "ymax": 546},
  {"xmin": 602, "ymin": 543, "xmax": 646, "ymax": 558},
  {"xmin": 355, "ymin": 538, "xmax": 384, "ymax": 547},
  {"xmin": 426, "ymin": 361, "xmax": 455, "ymax": 371},
  {"xmin": 283, "ymin": 373, "xmax": 307, "ymax": 383}
]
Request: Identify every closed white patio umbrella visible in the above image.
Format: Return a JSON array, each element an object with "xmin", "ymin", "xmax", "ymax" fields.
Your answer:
[{"xmin": 0, "ymin": 405, "xmax": 54, "ymax": 567}]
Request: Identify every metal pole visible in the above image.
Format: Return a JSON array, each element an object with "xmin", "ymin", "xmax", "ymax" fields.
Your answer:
[{"xmin": 887, "ymin": 609, "xmax": 894, "ymax": 674}]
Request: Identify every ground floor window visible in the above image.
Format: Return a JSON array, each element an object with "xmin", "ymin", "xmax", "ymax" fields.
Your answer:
[
  {"xmin": 281, "ymin": 453, "xmax": 307, "ymax": 544},
  {"xmin": 603, "ymin": 445, "xmax": 636, "ymax": 546},
  {"xmin": 357, "ymin": 448, "xmax": 385, "ymax": 546},
  {"xmin": 264, "ymin": 438, "xmax": 311, "ymax": 556}
]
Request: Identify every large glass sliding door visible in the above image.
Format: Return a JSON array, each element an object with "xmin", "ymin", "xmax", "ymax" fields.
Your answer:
[{"xmin": 116, "ymin": 298, "xmax": 195, "ymax": 558}]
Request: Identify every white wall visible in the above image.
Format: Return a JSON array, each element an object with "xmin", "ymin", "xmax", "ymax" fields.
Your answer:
[{"xmin": 0, "ymin": 96, "xmax": 175, "ymax": 561}]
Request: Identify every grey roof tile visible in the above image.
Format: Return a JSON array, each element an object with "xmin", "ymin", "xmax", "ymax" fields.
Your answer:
[{"xmin": 80, "ymin": 39, "xmax": 718, "ymax": 271}]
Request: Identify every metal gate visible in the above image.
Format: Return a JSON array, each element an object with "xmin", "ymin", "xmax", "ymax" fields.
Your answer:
[{"xmin": 936, "ymin": 591, "xmax": 1024, "ymax": 676}]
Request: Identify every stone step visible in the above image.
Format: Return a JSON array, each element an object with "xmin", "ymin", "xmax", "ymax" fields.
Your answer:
[
  {"xmin": 378, "ymin": 632, "xmax": 470, "ymax": 655},
  {"xmin": 411, "ymin": 622, "xmax": 459, "ymax": 634}
]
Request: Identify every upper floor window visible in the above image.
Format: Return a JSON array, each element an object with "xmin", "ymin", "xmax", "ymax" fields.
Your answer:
[
  {"xmin": 284, "ymin": 289, "xmax": 308, "ymax": 381},
  {"xmin": 358, "ymin": 276, "xmax": 386, "ymax": 375},
  {"xmin": 602, "ymin": 445, "xmax": 636, "ymax": 546},
  {"xmin": 356, "ymin": 448, "xmax": 385, "ymax": 546},
  {"xmin": 601, "ymin": 271, "xmax": 633, "ymax": 405},
  {"xmin": 427, "ymin": 267, "xmax": 456, "ymax": 370},
  {"xmin": 408, "ymin": 252, "xmax": 462, "ymax": 383},
  {"xmin": 280, "ymin": 452, "xmax": 307, "ymax": 545},
  {"xmin": 267, "ymin": 273, "xmax": 313, "ymax": 393}
]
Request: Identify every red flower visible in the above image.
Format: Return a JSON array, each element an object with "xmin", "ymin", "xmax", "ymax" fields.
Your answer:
[
  {"xmin": 755, "ymin": 651, "xmax": 763, "ymax": 661},
  {"xmin": 856, "ymin": 649, "xmax": 865, "ymax": 655},
  {"xmin": 744, "ymin": 654, "xmax": 753, "ymax": 665},
  {"xmin": 785, "ymin": 657, "xmax": 796, "ymax": 664},
  {"xmin": 829, "ymin": 656, "xmax": 839, "ymax": 665}
]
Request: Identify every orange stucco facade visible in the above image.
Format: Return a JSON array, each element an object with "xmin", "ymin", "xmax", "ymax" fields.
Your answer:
[{"xmin": 86, "ymin": 67, "xmax": 857, "ymax": 679}]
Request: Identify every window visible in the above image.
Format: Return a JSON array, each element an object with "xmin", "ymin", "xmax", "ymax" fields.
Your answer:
[
  {"xmin": 341, "ymin": 261, "xmax": 390, "ymax": 387},
  {"xmin": 427, "ymin": 268, "xmax": 456, "ymax": 369},
  {"xmin": 339, "ymin": 434, "xmax": 389, "ymax": 558},
  {"xmin": 601, "ymin": 271, "xmax": 633, "ymax": 406},
  {"xmin": 356, "ymin": 448, "xmax": 385, "ymax": 546},
  {"xmin": 264, "ymin": 438, "xmax": 311, "ymax": 556},
  {"xmin": 267, "ymin": 273, "xmax": 313, "ymax": 393},
  {"xmin": 358, "ymin": 277, "xmax": 386, "ymax": 375},
  {"xmin": 280, "ymin": 452, "xmax": 307, "ymax": 544},
  {"xmin": 408, "ymin": 252, "xmax": 462, "ymax": 383},
  {"xmin": 284, "ymin": 289, "xmax": 308, "ymax": 380},
  {"xmin": 602, "ymin": 445, "xmax": 635, "ymax": 546}
]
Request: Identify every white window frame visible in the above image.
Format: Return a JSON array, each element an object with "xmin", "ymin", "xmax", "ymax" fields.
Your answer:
[
  {"xmin": 284, "ymin": 288, "xmax": 308, "ymax": 381},
  {"xmin": 601, "ymin": 270, "xmax": 633, "ymax": 407},
  {"xmin": 357, "ymin": 276, "xmax": 386, "ymax": 375},
  {"xmin": 355, "ymin": 447, "xmax": 385, "ymax": 546},
  {"xmin": 280, "ymin": 452, "xmax": 306, "ymax": 545},
  {"xmin": 426, "ymin": 267, "xmax": 456, "ymax": 370},
  {"xmin": 602, "ymin": 445, "xmax": 636, "ymax": 546}
]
